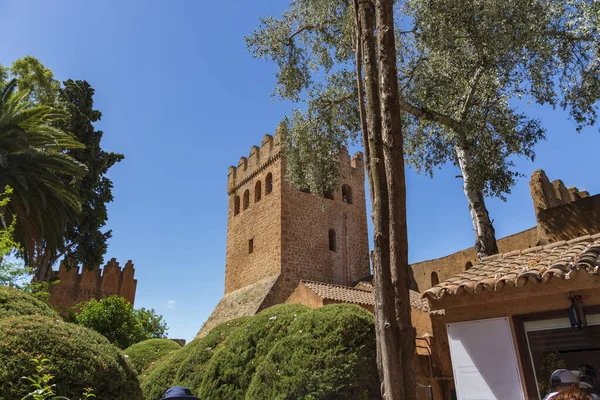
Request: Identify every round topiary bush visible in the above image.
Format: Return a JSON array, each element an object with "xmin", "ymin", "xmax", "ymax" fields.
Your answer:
[
  {"xmin": 246, "ymin": 304, "xmax": 380, "ymax": 400},
  {"xmin": 0, "ymin": 315, "xmax": 142, "ymax": 399},
  {"xmin": 175, "ymin": 316, "xmax": 251, "ymax": 393},
  {"xmin": 0, "ymin": 285, "xmax": 59, "ymax": 319},
  {"xmin": 124, "ymin": 338, "xmax": 182, "ymax": 375},
  {"xmin": 140, "ymin": 316, "xmax": 251, "ymax": 400},
  {"xmin": 198, "ymin": 303, "xmax": 311, "ymax": 399}
]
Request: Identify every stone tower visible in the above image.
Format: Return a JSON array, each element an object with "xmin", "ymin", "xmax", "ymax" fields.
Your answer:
[{"xmin": 199, "ymin": 129, "xmax": 370, "ymax": 335}]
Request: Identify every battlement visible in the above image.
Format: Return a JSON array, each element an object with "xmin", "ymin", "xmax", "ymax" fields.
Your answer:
[
  {"xmin": 228, "ymin": 130, "xmax": 282, "ymax": 195},
  {"xmin": 530, "ymin": 169, "xmax": 599, "ymax": 243},
  {"xmin": 227, "ymin": 128, "xmax": 365, "ymax": 195},
  {"xmin": 529, "ymin": 169, "xmax": 590, "ymax": 214},
  {"xmin": 48, "ymin": 258, "xmax": 137, "ymax": 311}
]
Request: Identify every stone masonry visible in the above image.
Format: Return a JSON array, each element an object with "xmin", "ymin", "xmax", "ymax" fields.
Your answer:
[
  {"xmin": 410, "ymin": 169, "xmax": 599, "ymax": 292},
  {"xmin": 198, "ymin": 128, "xmax": 370, "ymax": 336},
  {"xmin": 48, "ymin": 258, "xmax": 137, "ymax": 311}
]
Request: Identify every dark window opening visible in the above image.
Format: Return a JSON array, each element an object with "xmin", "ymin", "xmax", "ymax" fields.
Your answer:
[
  {"xmin": 234, "ymin": 196, "xmax": 240, "ymax": 216},
  {"xmin": 431, "ymin": 272, "xmax": 439, "ymax": 287},
  {"xmin": 328, "ymin": 229, "xmax": 336, "ymax": 251},
  {"xmin": 265, "ymin": 173, "xmax": 273, "ymax": 194},
  {"xmin": 248, "ymin": 238, "xmax": 254, "ymax": 254},
  {"xmin": 342, "ymin": 185, "xmax": 352, "ymax": 204},
  {"xmin": 255, "ymin": 181, "xmax": 262, "ymax": 202},
  {"xmin": 243, "ymin": 189, "xmax": 250, "ymax": 210},
  {"xmin": 465, "ymin": 261, "xmax": 473, "ymax": 271},
  {"xmin": 300, "ymin": 187, "xmax": 311, "ymax": 194},
  {"xmin": 324, "ymin": 190, "xmax": 334, "ymax": 200}
]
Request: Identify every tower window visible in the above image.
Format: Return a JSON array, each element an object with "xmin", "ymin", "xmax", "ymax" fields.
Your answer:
[
  {"xmin": 328, "ymin": 229, "xmax": 336, "ymax": 251},
  {"xmin": 234, "ymin": 196, "xmax": 240, "ymax": 216},
  {"xmin": 248, "ymin": 238, "xmax": 254, "ymax": 254},
  {"xmin": 324, "ymin": 190, "xmax": 334, "ymax": 200},
  {"xmin": 342, "ymin": 185, "xmax": 352, "ymax": 204},
  {"xmin": 465, "ymin": 261, "xmax": 473, "ymax": 271},
  {"xmin": 431, "ymin": 272, "xmax": 439, "ymax": 287},
  {"xmin": 255, "ymin": 181, "xmax": 262, "ymax": 202},
  {"xmin": 265, "ymin": 173, "xmax": 273, "ymax": 194},
  {"xmin": 243, "ymin": 189, "xmax": 250, "ymax": 210}
]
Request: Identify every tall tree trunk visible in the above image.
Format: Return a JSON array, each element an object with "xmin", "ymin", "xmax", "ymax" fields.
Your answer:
[
  {"xmin": 32, "ymin": 250, "xmax": 54, "ymax": 283},
  {"xmin": 357, "ymin": 0, "xmax": 406, "ymax": 398},
  {"xmin": 454, "ymin": 145, "xmax": 499, "ymax": 259},
  {"xmin": 375, "ymin": 0, "xmax": 416, "ymax": 399}
]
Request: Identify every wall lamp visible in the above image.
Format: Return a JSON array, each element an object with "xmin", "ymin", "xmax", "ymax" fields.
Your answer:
[{"xmin": 568, "ymin": 291, "xmax": 587, "ymax": 330}]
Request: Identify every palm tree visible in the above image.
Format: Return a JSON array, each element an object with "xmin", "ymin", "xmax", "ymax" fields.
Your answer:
[{"xmin": 0, "ymin": 79, "xmax": 87, "ymax": 281}]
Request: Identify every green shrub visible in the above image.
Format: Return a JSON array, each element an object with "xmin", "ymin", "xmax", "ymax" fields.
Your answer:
[
  {"xmin": 175, "ymin": 316, "xmax": 251, "ymax": 393},
  {"xmin": 75, "ymin": 295, "xmax": 145, "ymax": 349},
  {"xmin": 0, "ymin": 315, "xmax": 142, "ymax": 399},
  {"xmin": 198, "ymin": 304, "xmax": 310, "ymax": 399},
  {"xmin": 0, "ymin": 285, "xmax": 59, "ymax": 319},
  {"xmin": 140, "ymin": 317, "xmax": 250, "ymax": 400},
  {"xmin": 124, "ymin": 338, "xmax": 182, "ymax": 375},
  {"xmin": 246, "ymin": 304, "xmax": 380, "ymax": 400},
  {"xmin": 139, "ymin": 343, "xmax": 191, "ymax": 400}
]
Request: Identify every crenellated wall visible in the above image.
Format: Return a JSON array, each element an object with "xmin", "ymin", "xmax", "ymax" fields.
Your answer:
[
  {"xmin": 202, "ymin": 128, "xmax": 371, "ymax": 335},
  {"xmin": 48, "ymin": 258, "xmax": 137, "ymax": 311},
  {"xmin": 530, "ymin": 169, "xmax": 600, "ymax": 243},
  {"xmin": 411, "ymin": 169, "xmax": 600, "ymax": 292}
]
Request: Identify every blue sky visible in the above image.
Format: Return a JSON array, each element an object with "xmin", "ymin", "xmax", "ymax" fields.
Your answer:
[{"xmin": 2, "ymin": 1, "xmax": 599, "ymax": 342}]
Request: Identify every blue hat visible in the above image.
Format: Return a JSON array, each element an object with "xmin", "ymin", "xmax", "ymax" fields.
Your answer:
[{"xmin": 161, "ymin": 386, "xmax": 200, "ymax": 400}]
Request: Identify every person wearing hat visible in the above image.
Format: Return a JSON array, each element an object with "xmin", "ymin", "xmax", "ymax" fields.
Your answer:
[
  {"xmin": 543, "ymin": 369, "xmax": 591, "ymax": 400},
  {"xmin": 161, "ymin": 386, "xmax": 200, "ymax": 400}
]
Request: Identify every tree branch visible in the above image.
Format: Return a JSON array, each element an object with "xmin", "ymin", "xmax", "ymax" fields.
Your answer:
[
  {"xmin": 460, "ymin": 66, "xmax": 485, "ymax": 122},
  {"xmin": 398, "ymin": 98, "xmax": 463, "ymax": 133}
]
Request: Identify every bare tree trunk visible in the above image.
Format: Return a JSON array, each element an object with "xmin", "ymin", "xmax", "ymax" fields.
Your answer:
[
  {"xmin": 32, "ymin": 250, "xmax": 54, "ymax": 283},
  {"xmin": 375, "ymin": 0, "xmax": 416, "ymax": 398},
  {"xmin": 455, "ymin": 145, "xmax": 499, "ymax": 259},
  {"xmin": 357, "ymin": 0, "xmax": 406, "ymax": 398}
]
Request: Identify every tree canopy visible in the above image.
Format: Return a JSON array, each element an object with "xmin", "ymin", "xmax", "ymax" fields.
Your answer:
[
  {"xmin": 0, "ymin": 57, "xmax": 124, "ymax": 280},
  {"xmin": 0, "ymin": 79, "xmax": 87, "ymax": 273},
  {"xmin": 75, "ymin": 295, "xmax": 169, "ymax": 349},
  {"xmin": 247, "ymin": 0, "xmax": 600, "ymax": 258}
]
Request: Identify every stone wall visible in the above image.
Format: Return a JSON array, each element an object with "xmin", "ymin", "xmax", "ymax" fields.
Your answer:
[
  {"xmin": 530, "ymin": 169, "xmax": 600, "ymax": 243},
  {"xmin": 410, "ymin": 228, "xmax": 539, "ymax": 292},
  {"xmin": 270, "ymin": 149, "xmax": 371, "ymax": 305},
  {"xmin": 48, "ymin": 258, "xmax": 137, "ymax": 310},
  {"xmin": 224, "ymin": 132, "xmax": 283, "ymax": 294},
  {"xmin": 223, "ymin": 129, "xmax": 370, "ymax": 303},
  {"xmin": 410, "ymin": 169, "xmax": 599, "ymax": 292}
]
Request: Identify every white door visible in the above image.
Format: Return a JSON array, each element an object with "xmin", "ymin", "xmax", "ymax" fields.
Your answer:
[{"xmin": 447, "ymin": 317, "xmax": 525, "ymax": 400}]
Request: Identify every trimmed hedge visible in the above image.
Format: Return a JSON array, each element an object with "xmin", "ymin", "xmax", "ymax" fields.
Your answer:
[
  {"xmin": 124, "ymin": 338, "xmax": 182, "ymax": 375},
  {"xmin": 0, "ymin": 285, "xmax": 59, "ymax": 319},
  {"xmin": 198, "ymin": 304, "xmax": 311, "ymax": 399},
  {"xmin": 140, "ymin": 304, "xmax": 380, "ymax": 400},
  {"xmin": 246, "ymin": 304, "xmax": 380, "ymax": 399},
  {"xmin": 0, "ymin": 315, "xmax": 142, "ymax": 399},
  {"xmin": 175, "ymin": 316, "xmax": 251, "ymax": 392},
  {"xmin": 140, "ymin": 316, "xmax": 251, "ymax": 400}
]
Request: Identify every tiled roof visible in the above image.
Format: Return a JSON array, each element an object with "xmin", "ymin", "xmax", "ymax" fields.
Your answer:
[
  {"xmin": 302, "ymin": 280, "xmax": 430, "ymax": 313},
  {"xmin": 302, "ymin": 280, "xmax": 375, "ymax": 306},
  {"xmin": 424, "ymin": 234, "xmax": 600, "ymax": 301}
]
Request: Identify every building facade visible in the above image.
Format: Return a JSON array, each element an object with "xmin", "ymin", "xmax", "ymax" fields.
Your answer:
[
  {"xmin": 48, "ymin": 258, "xmax": 137, "ymax": 312},
  {"xmin": 199, "ymin": 129, "xmax": 370, "ymax": 335}
]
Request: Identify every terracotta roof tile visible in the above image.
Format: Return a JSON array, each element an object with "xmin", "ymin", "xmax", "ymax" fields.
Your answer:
[
  {"xmin": 423, "ymin": 236, "xmax": 600, "ymax": 301},
  {"xmin": 301, "ymin": 280, "xmax": 430, "ymax": 313},
  {"xmin": 302, "ymin": 280, "xmax": 375, "ymax": 307}
]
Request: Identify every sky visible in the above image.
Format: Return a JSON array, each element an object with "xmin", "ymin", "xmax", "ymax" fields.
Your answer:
[{"xmin": 2, "ymin": 1, "xmax": 599, "ymax": 343}]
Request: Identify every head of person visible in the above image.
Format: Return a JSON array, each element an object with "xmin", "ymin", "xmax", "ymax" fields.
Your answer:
[
  {"xmin": 551, "ymin": 369, "xmax": 580, "ymax": 392},
  {"xmin": 161, "ymin": 386, "xmax": 200, "ymax": 400}
]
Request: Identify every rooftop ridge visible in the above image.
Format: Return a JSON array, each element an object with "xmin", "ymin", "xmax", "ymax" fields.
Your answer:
[{"xmin": 301, "ymin": 279, "xmax": 374, "ymax": 294}]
